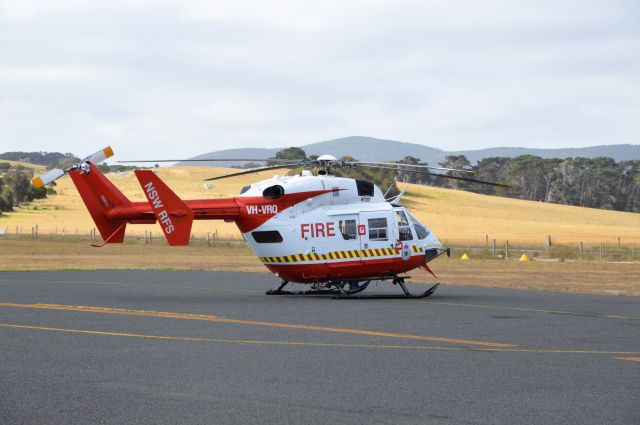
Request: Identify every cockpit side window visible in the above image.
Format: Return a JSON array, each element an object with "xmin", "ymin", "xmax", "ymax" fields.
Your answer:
[
  {"xmin": 407, "ymin": 212, "xmax": 430, "ymax": 240},
  {"xmin": 395, "ymin": 210, "xmax": 413, "ymax": 241}
]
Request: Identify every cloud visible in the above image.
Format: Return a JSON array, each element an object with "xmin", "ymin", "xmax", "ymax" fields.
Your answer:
[{"xmin": 0, "ymin": 0, "xmax": 638, "ymax": 159}]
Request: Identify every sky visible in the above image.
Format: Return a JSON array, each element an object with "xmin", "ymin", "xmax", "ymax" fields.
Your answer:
[{"xmin": 0, "ymin": 0, "xmax": 639, "ymax": 160}]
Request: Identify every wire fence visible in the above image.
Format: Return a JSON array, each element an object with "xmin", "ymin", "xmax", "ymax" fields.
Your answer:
[{"xmin": 1, "ymin": 225, "xmax": 638, "ymax": 261}]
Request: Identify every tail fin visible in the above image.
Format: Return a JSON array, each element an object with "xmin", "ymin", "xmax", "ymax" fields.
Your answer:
[
  {"xmin": 134, "ymin": 170, "xmax": 194, "ymax": 246},
  {"xmin": 69, "ymin": 162, "xmax": 131, "ymax": 243}
]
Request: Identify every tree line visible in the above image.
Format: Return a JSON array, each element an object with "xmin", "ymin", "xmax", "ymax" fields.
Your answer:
[
  {"xmin": 439, "ymin": 155, "xmax": 640, "ymax": 212},
  {"xmin": 273, "ymin": 147, "xmax": 640, "ymax": 213}
]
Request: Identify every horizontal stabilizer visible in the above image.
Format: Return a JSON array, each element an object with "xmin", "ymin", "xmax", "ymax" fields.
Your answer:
[{"xmin": 134, "ymin": 170, "xmax": 193, "ymax": 246}]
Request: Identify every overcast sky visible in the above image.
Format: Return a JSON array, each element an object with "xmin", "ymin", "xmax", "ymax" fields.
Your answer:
[{"xmin": 1, "ymin": 0, "xmax": 639, "ymax": 160}]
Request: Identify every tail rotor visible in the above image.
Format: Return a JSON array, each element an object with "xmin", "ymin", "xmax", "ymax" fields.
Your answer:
[{"xmin": 32, "ymin": 146, "xmax": 114, "ymax": 189}]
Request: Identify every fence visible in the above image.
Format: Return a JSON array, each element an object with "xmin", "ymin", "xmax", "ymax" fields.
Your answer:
[
  {"xmin": 440, "ymin": 233, "xmax": 638, "ymax": 261},
  {"xmin": 0, "ymin": 225, "xmax": 246, "ymax": 247},
  {"xmin": 1, "ymin": 226, "xmax": 638, "ymax": 260}
]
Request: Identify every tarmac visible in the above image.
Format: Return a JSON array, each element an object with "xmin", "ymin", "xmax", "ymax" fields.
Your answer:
[{"xmin": 0, "ymin": 270, "xmax": 638, "ymax": 424}]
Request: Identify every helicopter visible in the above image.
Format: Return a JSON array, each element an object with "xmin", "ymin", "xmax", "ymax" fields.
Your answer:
[{"xmin": 32, "ymin": 147, "xmax": 510, "ymax": 299}]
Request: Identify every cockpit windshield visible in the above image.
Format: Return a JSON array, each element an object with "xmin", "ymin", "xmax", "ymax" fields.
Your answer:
[{"xmin": 407, "ymin": 212, "xmax": 430, "ymax": 240}]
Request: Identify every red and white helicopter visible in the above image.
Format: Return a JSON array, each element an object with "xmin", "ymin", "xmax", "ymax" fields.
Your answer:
[{"xmin": 33, "ymin": 147, "xmax": 509, "ymax": 299}]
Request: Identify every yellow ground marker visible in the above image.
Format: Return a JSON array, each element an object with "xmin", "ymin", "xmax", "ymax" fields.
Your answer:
[
  {"xmin": 0, "ymin": 301, "xmax": 515, "ymax": 348},
  {"xmin": 519, "ymin": 253, "xmax": 530, "ymax": 262},
  {"xmin": 460, "ymin": 253, "xmax": 470, "ymax": 260}
]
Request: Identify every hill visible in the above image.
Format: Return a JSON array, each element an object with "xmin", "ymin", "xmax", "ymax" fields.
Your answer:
[
  {"xmin": 0, "ymin": 151, "xmax": 80, "ymax": 167},
  {"xmin": 0, "ymin": 160, "xmax": 46, "ymax": 170},
  {"xmin": 183, "ymin": 136, "xmax": 640, "ymax": 166},
  {"xmin": 1, "ymin": 166, "xmax": 639, "ymax": 246}
]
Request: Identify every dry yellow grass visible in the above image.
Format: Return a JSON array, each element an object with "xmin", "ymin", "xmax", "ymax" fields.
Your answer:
[
  {"xmin": 0, "ymin": 160, "xmax": 46, "ymax": 170},
  {"xmin": 1, "ymin": 166, "xmax": 640, "ymax": 247},
  {"xmin": 0, "ymin": 166, "xmax": 275, "ymax": 239}
]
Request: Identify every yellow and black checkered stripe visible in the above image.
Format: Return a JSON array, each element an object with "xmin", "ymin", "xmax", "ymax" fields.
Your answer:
[{"xmin": 259, "ymin": 246, "xmax": 424, "ymax": 264}]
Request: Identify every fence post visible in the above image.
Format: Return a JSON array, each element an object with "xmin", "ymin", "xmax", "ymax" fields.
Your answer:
[
  {"xmin": 546, "ymin": 234, "xmax": 552, "ymax": 247},
  {"xmin": 485, "ymin": 234, "xmax": 488, "ymax": 248},
  {"xmin": 492, "ymin": 239, "xmax": 496, "ymax": 254},
  {"xmin": 506, "ymin": 240, "xmax": 509, "ymax": 259},
  {"xmin": 149, "ymin": 231, "xmax": 152, "ymax": 246},
  {"xmin": 618, "ymin": 237, "xmax": 621, "ymax": 249},
  {"xmin": 600, "ymin": 243, "xmax": 604, "ymax": 260},
  {"xmin": 579, "ymin": 241, "xmax": 583, "ymax": 256}
]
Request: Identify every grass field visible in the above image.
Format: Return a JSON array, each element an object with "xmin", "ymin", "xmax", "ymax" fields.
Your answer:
[
  {"xmin": 1, "ymin": 238, "xmax": 638, "ymax": 296},
  {"xmin": 1, "ymin": 165, "xmax": 639, "ymax": 247},
  {"xmin": 0, "ymin": 160, "xmax": 46, "ymax": 170}
]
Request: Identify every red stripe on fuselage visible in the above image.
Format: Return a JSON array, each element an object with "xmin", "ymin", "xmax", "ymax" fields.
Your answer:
[
  {"xmin": 264, "ymin": 255, "xmax": 427, "ymax": 283},
  {"xmin": 103, "ymin": 190, "xmax": 336, "ymax": 233},
  {"xmin": 234, "ymin": 189, "xmax": 336, "ymax": 233}
]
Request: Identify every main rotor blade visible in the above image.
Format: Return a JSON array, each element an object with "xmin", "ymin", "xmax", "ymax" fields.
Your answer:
[
  {"xmin": 117, "ymin": 158, "xmax": 297, "ymax": 164},
  {"xmin": 203, "ymin": 163, "xmax": 303, "ymax": 181},
  {"xmin": 348, "ymin": 161, "xmax": 478, "ymax": 175},
  {"xmin": 354, "ymin": 164, "xmax": 512, "ymax": 188}
]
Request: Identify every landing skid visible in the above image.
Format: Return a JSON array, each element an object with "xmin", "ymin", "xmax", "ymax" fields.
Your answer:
[
  {"xmin": 333, "ymin": 282, "xmax": 439, "ymax": 299},
  {"xmin": 266, "ymin": 278, "xmax": 439, "ymax": 299},
  {"xmin": 266, "ymin": 280, "xmax": 370, "ymax": 296}
]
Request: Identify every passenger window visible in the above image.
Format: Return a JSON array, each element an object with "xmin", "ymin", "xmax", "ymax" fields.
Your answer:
[
  {"xmin": 368, "ymin": 218, "xmax": 388, "ymax": 241},
  {"xmin": 396, "ymin": 211, "xmax": 413, "ymax": 241},
  {"xmin": 339, "ymin": 220, "xmax": 357, "ymax": 240},
  {"xmin": 252, "ymin": 230, "xmax": 283, "ymax": 243}
]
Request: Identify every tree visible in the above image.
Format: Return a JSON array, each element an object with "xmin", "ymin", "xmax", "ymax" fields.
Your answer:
[
  {"xmin": 438, "ymin": 155, "xmax": 472, "ymax": 189},
  {"xmin": 473, "ymin": 157, "xmax": 509, "ymax": 195},
  {"xmin": 396, "ymin": 156, "xmax": 427, "ymax": 184},
  {"xmin": 274, "ymin": 147, "xmax": 308, "ymax": 161},
  {"xmin": 0, "ymin": 168, "xmax": 48, "ymax": 209}
]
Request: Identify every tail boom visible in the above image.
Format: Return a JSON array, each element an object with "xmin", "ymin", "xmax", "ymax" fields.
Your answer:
[{"xmin": 69, "ymin": 165, "xmax": 242, "ymax": 246}]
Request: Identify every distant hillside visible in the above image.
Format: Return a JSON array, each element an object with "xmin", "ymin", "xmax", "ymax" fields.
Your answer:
[
  {"xmin": 0, "ymin": 151, "xmax": 79, "ymax": 167},
  {"xmin": 183, "ymin": 136, "xmax": 640, "ymax": 166}
]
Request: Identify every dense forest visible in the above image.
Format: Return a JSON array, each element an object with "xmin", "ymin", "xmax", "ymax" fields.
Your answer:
[{"xmin": 275, "ymin": 147, "xmax": 640, "ymax": 213}]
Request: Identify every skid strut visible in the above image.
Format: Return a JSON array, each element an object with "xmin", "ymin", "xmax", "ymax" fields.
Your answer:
[
  {"xmin": 266, "ymin": 280, "xmax": 371, "ymax": 296},
  {"xmin": 333, "ymin": 280, "xmax": 439, "ymax": 299},
  {"xmin": 266, "ymin": 278, "xmax": 438, "ymax": 299}
]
